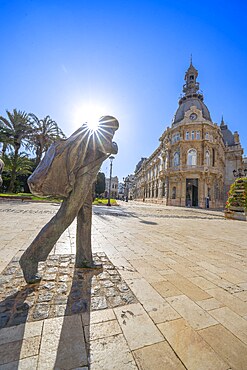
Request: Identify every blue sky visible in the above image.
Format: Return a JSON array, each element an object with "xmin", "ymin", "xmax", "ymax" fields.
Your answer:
[{"xmin": 1, "ymin": 0, "xmax": 247, "ymax": 181}]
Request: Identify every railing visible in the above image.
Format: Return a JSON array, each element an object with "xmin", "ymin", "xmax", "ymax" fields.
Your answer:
[
  {"xmin": 160, "ymin": 165, "xmax": 220, "ymax": 174},
  {"xmin": 170, "ymin": 165, "xmax": 205, "ymax": 172}
]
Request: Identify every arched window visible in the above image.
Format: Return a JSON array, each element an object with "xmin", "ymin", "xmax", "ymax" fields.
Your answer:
[
  {"xmin": 174, "ymin": 152, "xmax": 180, "ymax": 167},
  {"xmin": 205, "ymin": 150, "xmax": 210, "ymax": 166},
  {"xmin": 172, "ymin": 186, "xmax": 176, "ymax": 199},
  {"xmin": 187, "ymin": 149, "xmax": 197, "ymax": 166}
]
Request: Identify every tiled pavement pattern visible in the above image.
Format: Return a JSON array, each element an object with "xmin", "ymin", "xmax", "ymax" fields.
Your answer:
[
  {"xmin": 0, "ymin": 200, "xmax": 247, "ymax": 369},
  {"xmin": 0, "ymin": 254, "xmax": 137, "ymax": 329}
]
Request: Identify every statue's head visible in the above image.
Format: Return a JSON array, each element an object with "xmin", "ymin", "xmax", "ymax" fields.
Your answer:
[
  {"xmin": 81, "ymin": 115, "xmax": 119, "ymax": 157},
  {"xmin": 98, "ymin": 115, "xmax": 119, "ymax": 155}
]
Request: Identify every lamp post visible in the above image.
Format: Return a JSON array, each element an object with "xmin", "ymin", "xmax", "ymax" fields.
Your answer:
[
  {"xmin": 233, "ymin": 168, "xmax": 247, "ymax": 178},
  {"xmin": 107, "ymin": 156, "xmax": 115, "ymax": 206}
]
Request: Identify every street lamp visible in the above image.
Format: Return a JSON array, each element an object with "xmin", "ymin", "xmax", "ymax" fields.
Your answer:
[
  {"xmin": 107, "ymin": 156, "xmax": 115, "ymax": 206},
  {"xmin": 233, "ymin": 168, "xmax": 247, "ymax": 178}
]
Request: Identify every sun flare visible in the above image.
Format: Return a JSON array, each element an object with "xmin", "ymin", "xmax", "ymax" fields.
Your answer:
[
  {"xmin": 74, "ymin": 102, "xmax": 109, "ymax": 132},
  {"xmin": 86, "ymin": 116, "xmax": 100, "ymax": 131}
]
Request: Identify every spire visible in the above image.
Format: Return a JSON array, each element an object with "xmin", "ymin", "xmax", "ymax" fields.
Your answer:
[
  {"xmin": 220, "ymin": 115, "xmax": 228, "ymax": 129},
  {"xmin": 220, "ymin": 115, "xmax": 225, "ymax": 126},
  {"xmin": 183, "ymin": 60, "xmax": 200, "ymax": 96}
]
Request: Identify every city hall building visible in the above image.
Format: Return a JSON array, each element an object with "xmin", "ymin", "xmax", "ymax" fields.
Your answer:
[{"xmin": 134, "ymin": 62, "xmax": 245, "ymax": 209}]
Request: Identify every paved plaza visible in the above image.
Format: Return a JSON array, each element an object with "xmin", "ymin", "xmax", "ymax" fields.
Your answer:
[{"xmin": 0, "ymin": 199, "xmax": 247, "ymax": 369}]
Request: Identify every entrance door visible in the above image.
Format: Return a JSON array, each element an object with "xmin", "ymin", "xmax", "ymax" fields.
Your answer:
[{"xmin": 186, "ymin": 179, "xmax": 198, "ymax": 207}]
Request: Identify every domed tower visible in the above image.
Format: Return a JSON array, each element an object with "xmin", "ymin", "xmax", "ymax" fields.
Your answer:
[
  {"xmin": 173, "ymin": 60, "xmax": 211, "ymax": 125},
  {"xmin": 160, "ymin": 61, "xmax": 226, "ymax": 208}
]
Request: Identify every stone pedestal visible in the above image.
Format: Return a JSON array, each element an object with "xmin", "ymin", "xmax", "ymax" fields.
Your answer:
[{"xmin": 224, "ymin": 209, "xmax": 247, "ymax": 221}]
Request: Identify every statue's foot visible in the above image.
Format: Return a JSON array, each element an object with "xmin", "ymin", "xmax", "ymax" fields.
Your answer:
[
  {"xmin": 24, "ymin": 273, "xmax": 42, "ymax": 285},
  {"xmin": 19, "ymin": 257, "xmax": 42, "ymax": 284},
  {"xmin": 75, "ymin": 260, "xmax": 103, "ymax": 269}
]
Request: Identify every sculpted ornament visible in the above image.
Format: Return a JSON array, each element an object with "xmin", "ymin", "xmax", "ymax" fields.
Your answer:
[{"xmin": 20, "ymin": 116, "xmax": 119, "ymax": 284}]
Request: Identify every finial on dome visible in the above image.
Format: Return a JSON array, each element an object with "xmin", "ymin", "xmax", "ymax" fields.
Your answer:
[
  {"xmin": 183, "ymin": 57, "xmax": 199, "ymax": 95},
  {"xmin": 220, "ymin": 115, "xmax": 225, "ymax": 126}
]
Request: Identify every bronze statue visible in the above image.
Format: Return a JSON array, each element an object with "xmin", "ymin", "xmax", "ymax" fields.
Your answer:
[{"xmin": 20, "ymin": 116, "xmax": 119, "ymax": 283}]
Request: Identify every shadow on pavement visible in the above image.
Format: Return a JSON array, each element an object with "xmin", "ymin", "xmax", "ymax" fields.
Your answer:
[
  {"xmin": 93, "ymin": 206, "xmax": 223, "ymax": 223},
  {"xmin": 93, "ymin": 207, "xmax": 159, "ymax": 225},
  {"xmin": 54, "ymin": 268, "xmax": 101, "ymax": 369},
  {"xmin": 139, "ymin": 220, "xmax": 158, "ymax": 225}
]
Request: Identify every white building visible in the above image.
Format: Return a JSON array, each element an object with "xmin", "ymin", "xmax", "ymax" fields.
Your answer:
[{"xmin": 105, "ymin": 176, "xmax": 119, "ymax": 198}]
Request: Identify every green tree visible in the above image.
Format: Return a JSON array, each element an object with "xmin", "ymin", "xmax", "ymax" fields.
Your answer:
[
  {"xmin": 0, "ymin": 125, "xmax": 12, "ymax": 156},
  {"xmin": 95, "ymin": 172, "xmax": 105, "ymax": 196},
  {"xmin": 29, "ymin": 114, "xmax": 65, "ymax": 165},
  {"xmin": 0, "ymin": 109, "xmax": 33, "ymax": 192},
  {"xmin": 2, "ymin": 152, "xmax": 34, "ymax": 192}
]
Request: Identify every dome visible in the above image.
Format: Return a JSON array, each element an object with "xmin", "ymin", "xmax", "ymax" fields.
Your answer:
[
  {"xmin": 220, "ymin": 122, "xmax": 235, "ymax": 146},
  {"xmin": 135, "ymin": 157, "xmax": 147, "ymax": 173},
  {"xmin": 173, "ymin": 97, "xmax": 212, "ymax": 124}
]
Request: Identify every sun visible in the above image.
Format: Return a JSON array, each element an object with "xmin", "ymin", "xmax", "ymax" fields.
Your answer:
[
  {"xmin": 73, "ymin": 102, "xmax": 108, "ymax": 132},
  {"xmin": 85, "ymin": 113, "xmax": 101, "ymax": 131}
]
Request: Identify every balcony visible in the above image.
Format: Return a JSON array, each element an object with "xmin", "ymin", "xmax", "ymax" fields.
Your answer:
[{"xmin": 167, "ymin": 165, "xmax": 220, "ymax": 174}]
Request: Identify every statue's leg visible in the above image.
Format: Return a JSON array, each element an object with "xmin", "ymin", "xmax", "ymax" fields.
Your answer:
[
  {"xmin": 75, "ymin": 191, "xmax": 93, "ymax": 267},
  {"xmin": 75, "ymin": 190, "xmax": 103, "ymax": 268},
  {"xmin": 20, "ymin": 196, "xmax": 79, "ymax": 283}
]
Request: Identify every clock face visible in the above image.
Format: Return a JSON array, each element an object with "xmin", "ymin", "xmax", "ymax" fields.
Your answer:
[{"xmin": 190, "ymin": 113, "xmax": 197, "ymax": 121}]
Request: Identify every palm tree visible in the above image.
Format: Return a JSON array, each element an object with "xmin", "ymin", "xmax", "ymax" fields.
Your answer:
[
  {"xmin": 3, "ymin": 151, "xmax": 33, "ymax": 175},
  {"xmin": 0, "ymin": 124, "xmax": 12, "ymax": 156},
  {"xmin": 0, "ymin": 109, "xmax": 33, "ymax": 192},
  {"xmin": 2, "ymin": 152, "xmax": 34, "ymax": 192},
  {"xmin": 29, "ymin": 114, "xmax": 65, "ymax": 165}
]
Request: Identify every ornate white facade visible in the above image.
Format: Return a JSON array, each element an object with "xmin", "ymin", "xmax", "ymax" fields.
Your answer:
[
  {"xmin": 134, "ymin": 62, "xmax": 245, "ymax": 209},
  {"xmin": 105, "ymin": 176, "xmax": 118, "ymax": 198}
]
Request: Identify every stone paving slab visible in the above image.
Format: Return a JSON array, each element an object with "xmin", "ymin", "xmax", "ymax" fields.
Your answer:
[
  {"xmin": 158, "ymin": 318, "xmax": 229, "ymax": 370},
  {"xmin": 199, "ymin": 324, "xmax": 247, "ymax": 370},
  {"xmin": 1, "ymin": 200, "xmax": 247, "ymax": 369},
  {"xmin": 133, "ymin": 341, "xmax": 186, "ymax": 370}
]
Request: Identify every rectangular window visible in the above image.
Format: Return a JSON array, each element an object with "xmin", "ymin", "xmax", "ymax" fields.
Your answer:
[
  {"xmin": 191, "ymin": 131, "xmax": 195, "ymax": 140},
  {"xmin": 172, "ymin": 133, "xmax": 180, "ymax": 143},
  {"xmin": 196, "ymin": 131, "xmax": 200, "ymax": 140},
  {"xmin": 186, "ymin": 131, "xmax": 189, "ymax": 140},
  {"xmin": 205, "ymin": 132, "xmax": 209, "ymax": 140}
]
